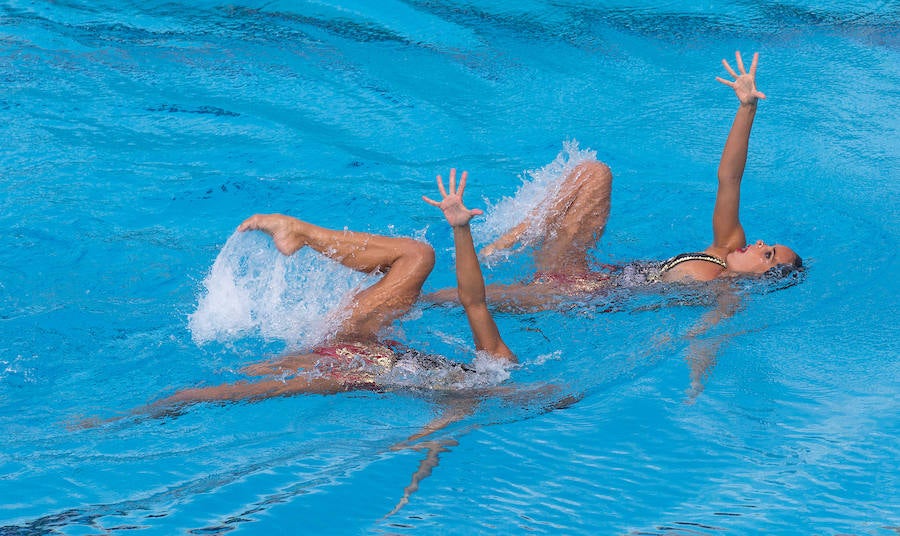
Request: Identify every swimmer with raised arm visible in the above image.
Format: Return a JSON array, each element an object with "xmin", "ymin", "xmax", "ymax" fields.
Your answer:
[
  {"xmin": 80, "ymin": 171, "xmax": 522, "ymax": 517},
  {"xmin": 134, "ymin": 169, "xmax": 514, "ymax": 411},
  {"xmin": 447, "ymin": 52, "xmax": 802, "ymax": 307}
]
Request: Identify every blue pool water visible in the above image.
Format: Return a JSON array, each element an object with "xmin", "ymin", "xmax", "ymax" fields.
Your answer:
[{"xmin": 1, "ymin": 1, "xmax": 898, "ymax": 534}]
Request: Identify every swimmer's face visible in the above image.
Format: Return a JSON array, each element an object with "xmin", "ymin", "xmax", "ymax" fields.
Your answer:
[{"xmin": 726, "ymin": 240, "xmax": 799, "ymax": 274}]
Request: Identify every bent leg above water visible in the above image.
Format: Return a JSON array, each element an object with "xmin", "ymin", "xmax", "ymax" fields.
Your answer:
[
  {"xmin": 481, "ymin": 160, "xmax": 612, "ymax": 273},
  {"xmin": 337, "ymin": 236, "xmax": 435, "ymax": 338},
  {"xmin": 532, "ymin": 160, "xmax": 612, "ymax": 273},
  {"xmin": 239, "ymin": 213, "xmax": 436, "ymax": 341}
]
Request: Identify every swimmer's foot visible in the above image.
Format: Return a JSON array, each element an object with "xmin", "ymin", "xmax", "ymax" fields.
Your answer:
[{"xmin": 238, "ymin": 214, "xmax": 309, "ymax": 256}]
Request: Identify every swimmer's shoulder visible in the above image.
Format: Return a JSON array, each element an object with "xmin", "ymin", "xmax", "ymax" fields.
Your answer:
[{"xmin": 658, "ymin": 250, "xmax": 727, "ymax": 283}]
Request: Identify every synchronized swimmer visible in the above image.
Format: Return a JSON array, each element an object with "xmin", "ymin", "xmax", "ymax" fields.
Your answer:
[
  {"xmin": 431, "ymin": 51, "xmax": 803, "ymax": 309},
  {"xmin": 141, "ymin": 169, "xmax": 515, "ymax": 411}
]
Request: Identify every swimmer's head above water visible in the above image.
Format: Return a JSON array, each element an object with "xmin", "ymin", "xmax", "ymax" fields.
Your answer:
[{"xmin": 723, "ymin": 240, "xmax": 803, "ymax": 278}]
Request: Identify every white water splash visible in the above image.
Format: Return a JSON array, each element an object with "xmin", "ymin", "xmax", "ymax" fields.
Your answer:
[
  {"xmin": 188, "ymin": 231, "xmax": 373, "ymax": 349},
  {"xmin": 531, "ymin": 350, "xmax": 563, "ymax": 367},
  {"xmin": 378, "ymin": 350, "xmax": 514, "ymax": 391},
  {"xmin": 470, "ymin": 351, "xmax": 513, "ymax": 385},
  {"xmin": 475, "ymin": 140, "xmax": 597, "ymax": 248}
]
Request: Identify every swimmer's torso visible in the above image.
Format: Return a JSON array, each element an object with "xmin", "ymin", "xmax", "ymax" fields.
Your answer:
[
  {"xmin": 532, "ymin": 252, "xmax": 728, "ymax": 293},
  {"xmin": 311, "ymin": 340, "xmax": 475, "ymax": 389}
]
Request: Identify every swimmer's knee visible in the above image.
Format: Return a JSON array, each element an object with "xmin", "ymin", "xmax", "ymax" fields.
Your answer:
[
  {"xmin": 400, "ymin": 238, "xmax": 435, "ymax": 273},
  {"xmin": 561, "ymin": 161, "xmax": 612, "ymax": 197},
  {"xmin": 576, "ymin": 160, "xmax": 612, "ymax": 183},
  {"xmin": 573, "ymin": 161, "xmax": 612, "ymax": 202}
]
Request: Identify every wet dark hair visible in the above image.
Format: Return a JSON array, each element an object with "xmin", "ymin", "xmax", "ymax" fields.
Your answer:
[
  {"xmin": 764, "ymin": 253, "xmax": 803, "ymax": 278},
  {"xmin": 757, "ymin": 254, "xmax": 806, "ymax": 292}
]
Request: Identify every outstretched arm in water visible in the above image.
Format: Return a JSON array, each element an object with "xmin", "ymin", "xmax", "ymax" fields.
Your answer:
[
  {"xmin": 424, "ymin": 169, "xmax": 516, "ymax": 363},
  {"xmin": 683, "ymin": 286, "xmax": 744, "ymax": 402}
]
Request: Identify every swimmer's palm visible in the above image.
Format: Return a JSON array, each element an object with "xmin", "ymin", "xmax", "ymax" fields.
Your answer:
[
  {"xmin": 440, "ymin": 195, "xmax": 482, "ymax": 227},
  {"xmin": 732, "ymin": 74, "xmax": 764, "ymax": 104},
  {"xmin": 422, "ymin": 168, "xmax": 482, "ymax": 227}
]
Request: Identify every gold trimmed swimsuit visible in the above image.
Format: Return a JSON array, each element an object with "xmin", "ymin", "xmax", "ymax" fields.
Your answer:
[
  {"xmin": 643, "ymin": 252, "xmax": 727, "ymax": 283},
  {"xmin": 658, "ymin": 252, "xmax": 726, "ymax": 273}
]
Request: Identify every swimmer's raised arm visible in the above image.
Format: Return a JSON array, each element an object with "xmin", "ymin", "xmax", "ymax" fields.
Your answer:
[
  {"xmin": 708, "ymin": 51, "xmax": 765, "ymax": 255},
  {"xmin": 424, "ymin": 169, "xmax": 516, "ymax": 363}
]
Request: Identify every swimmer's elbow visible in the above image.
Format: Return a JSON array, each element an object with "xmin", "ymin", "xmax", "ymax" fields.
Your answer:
[{"xmin": 716, "ymin": 164, "xmax": 745, "ymax": 186}]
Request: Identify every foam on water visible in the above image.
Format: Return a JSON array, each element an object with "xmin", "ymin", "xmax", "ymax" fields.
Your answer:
[
  {"xmin": 379, "ymin": 350, "xmax": 513, "ymax": 391},
  {"xmin": 188, "ymin": 231, "xmax": 373, "ymax": 349}
]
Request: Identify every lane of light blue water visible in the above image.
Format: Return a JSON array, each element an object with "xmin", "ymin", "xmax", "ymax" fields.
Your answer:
[{"xmin": 1, "ymin": 1, "xmax": 898, "ymax": 534}]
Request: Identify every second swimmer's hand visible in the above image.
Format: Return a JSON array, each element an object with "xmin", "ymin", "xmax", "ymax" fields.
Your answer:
[
  {"xmin": 422, "ymin": 168, "xmax": 483, "ymax": 228},
  {"xmin": 716, "ymin": 51, "xmax": 766, "ymax": 105}
]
